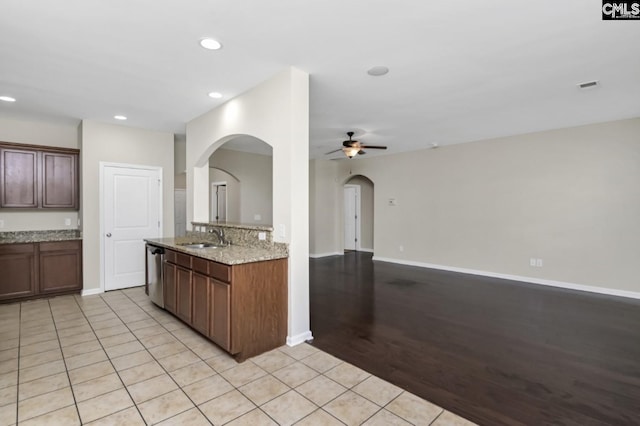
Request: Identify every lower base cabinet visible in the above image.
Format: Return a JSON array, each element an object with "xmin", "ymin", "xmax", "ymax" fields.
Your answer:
[
  {"xmin": 0, "ymin": 243, "xmax": 37, "ymax": 301},
  {"xmin": 0, "ymin": 240, "xmax": 82, "ymax": 302},
  {"xmin": 163, "ymin": 249, "xmax": 287, "ymax": 361},
  {"xmin": 39, "ymin": 241, "xmax": 82, "ymax": 294}
]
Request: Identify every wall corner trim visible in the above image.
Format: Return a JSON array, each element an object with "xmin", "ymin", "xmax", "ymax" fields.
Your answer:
[
  {"xmin": 81, "ymin": 288, "xmax": 104, "ymax": 297},
  {"xmin": 371, "ymin": 256, "xmax": 640, "ymax": 301},
  {"xmin": 287, "ymin": 331, "xmax": 314, "ymax": 347},
  {"xmin": 309, "ymin": 252, "xmax": 345, "ymax": 259}
]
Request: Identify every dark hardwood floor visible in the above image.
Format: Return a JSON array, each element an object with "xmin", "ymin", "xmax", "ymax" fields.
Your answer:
[{"xmin": 309, "ymin": 252, "xmax": 640, "ymax": 426}]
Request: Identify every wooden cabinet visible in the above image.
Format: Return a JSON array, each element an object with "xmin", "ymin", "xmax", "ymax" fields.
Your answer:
[
  {"xmin": 163, "ymin": 261, "xmax": 177, "ymax": 314},
  {"xmin": 0, "ymin": 240, "xmax": 82, "ymax": 302},
  {"xmin": 176, "ymin": 266, "xmax": 192, "ymax": 323},
  {"xmin": 160, "ymin": 247, "xmax": 287, "ymax": 361},
  {"xmin": 192, "ymin": 272, "xmax": 210, "ymax": 336},
  {"xmin": 210, "ymin": 279, "xmax": 230, "ymax": 351},
  {"xmin": 39, "ymin": 240, "xmax": 82, "ymax": 294},
  {"xmin": 0, "ymin": 243, "xmax": 38, "ymax": 300},
  {"xmin": 41, "ymin": 151, "xmax": 78, "ymax": 209},
  {"xmin": 0, "ymin": 142, "xmax": 79, "ymax": 210}
]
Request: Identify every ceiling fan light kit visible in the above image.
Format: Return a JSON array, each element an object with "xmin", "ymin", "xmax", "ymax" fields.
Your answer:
[{"xmin": 326, "ymin": 131, "xmax": 388, "ymax": 159}]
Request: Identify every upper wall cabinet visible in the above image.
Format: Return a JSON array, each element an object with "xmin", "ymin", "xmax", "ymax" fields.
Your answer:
[{"xmin": 0, "ymin": 142, "xmax": 79, "ymax": 210}]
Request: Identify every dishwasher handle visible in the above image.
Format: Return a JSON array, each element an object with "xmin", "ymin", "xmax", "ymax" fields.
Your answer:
[{"xmin": 150, "ymin": 247, "xmax": 164, "ymax": 255}]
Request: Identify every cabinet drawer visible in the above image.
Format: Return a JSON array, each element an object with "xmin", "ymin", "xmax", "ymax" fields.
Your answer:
[
  {"xmin": 192, "ymin": 257, "xmax": 208, "ymax": 275},
  {"xmin": 165, "ymin": 250, "xmax": 177, "ymax": 264},
  {"xmin": 209, "ymin": 261, "xmax": 230, "ymax": 283},
  {"xmin": 40, "ymin": 240, "xmax": 81, "ymax": 252},
  {"xmin": 177, "ymin": 252, "xmax": 191, "ymax": 268},
  {"xmin": 0, "ymin": 243, "xmax": 36, "ymax": 255}
]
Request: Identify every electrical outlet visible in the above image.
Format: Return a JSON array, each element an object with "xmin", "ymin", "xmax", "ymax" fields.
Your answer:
[
  {"xmin": 530, "ymin": 258, "xmax": 536, "ymax": 267},
  {"xmin": 65, "ymin": 218, "xmax": 71, "ymax": 226},
  {"xmin": 254, "ymin": 214, "xmax": 261, "ymax": 221},
  {"xmin": 536, "ymin": 258, "xmax": 543, "ymax": 267},
  {"xmin": 258, "ymin": 232, "xmax": 266, "ymax": 241},
  {"xmin": 399, "ymin": 245, "xmax": 404, "ymax": 252},
  {"xmin": 0, "ymin": 219, "xmax": 4, "ymax": 229},
  {"xmin": 278, "ymin": 224, "xmax": 286, "ymax": 238}
]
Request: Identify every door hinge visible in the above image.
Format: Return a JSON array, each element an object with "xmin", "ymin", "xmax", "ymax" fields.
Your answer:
[
  {"xmin": 158, "ymin": 221, "xmax": 160, "ymax": 228},
  {"xmin": 158, "ymin": 179, "xmax": 161, "ymax": 186}
]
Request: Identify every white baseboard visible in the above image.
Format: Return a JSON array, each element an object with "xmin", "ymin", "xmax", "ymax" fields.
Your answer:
[
  {"xmin": 81, "ymin": 288, "xmax": 103, "ymax": 297},
  {"xmin": 309, "ymin": 252, "xmax": 344, "ymax": 259},
  {"xmin": 372, "ymin": 256, "xmax": 640, "ymax": 300},
  {"xmin": 287, "ymin": 330, "xmax": 314, "ymax": 346}
]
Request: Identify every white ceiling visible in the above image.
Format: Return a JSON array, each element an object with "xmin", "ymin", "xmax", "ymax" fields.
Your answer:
[{"xmin": 1, "ymin": 0, "xmax": 639, "ymax": 159}]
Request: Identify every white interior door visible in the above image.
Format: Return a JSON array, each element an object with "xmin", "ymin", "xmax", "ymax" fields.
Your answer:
[
  {"xmin": 104, "ymin": 165, "xmax": 161, "ymax": 291},
  {"xmin": 211, "ymin": 182, "xmax": 227, "ymax": 222},
  {"xmin": 174, "ymin": 189, "xmax": 186, "ymax": 237},
  {"xmin": 344, "ymin": 185, "xmax": 361, "ymax": 251}
]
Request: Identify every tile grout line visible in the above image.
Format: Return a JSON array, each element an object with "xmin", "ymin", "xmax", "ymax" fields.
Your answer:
[
  {"xmin": 15, "ymin": 302, "xmax": 22, "ymax": 426},
  {"xmin": 70, "ymin": 293, "xmax": 150, "ymax": 425},
  {"xmin": 121, "ymin": 289, "xmax": 224, "ymax": 425},
  {"xmin": 47, "ymin": 298, "xmax": 82, "ymax": 424}
]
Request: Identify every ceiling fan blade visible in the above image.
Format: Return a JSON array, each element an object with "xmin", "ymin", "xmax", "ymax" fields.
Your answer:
[
  {"xmin": 360, "ymin": 145, "xmax": 387, "ymax": 150},
  {"xmin": 358, "ymin": 150, "xmax": 366, "ymax": 155},
  {"xmin": 325, "ymin": 148, "xmax": 342, "ymax": 155}
]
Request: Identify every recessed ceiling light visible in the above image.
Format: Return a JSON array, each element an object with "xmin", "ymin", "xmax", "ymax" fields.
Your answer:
[
  {"xmin": 114, "ymin": 115, "xmax": 127, "ymax": 120},
  {"xmin": 367, "ymin": 66, "xmax": 389, "ymax": 76},
  {"xmin": 0, "ymin": 96, "xmax": 16, "ymax": 102},
  {"xmin": 208, "ymin": 92, "xmax": 223, "ymax": 99},
  {"xmin": 200, "ymin": 38, "xmax": 222, "ymax": 50}
]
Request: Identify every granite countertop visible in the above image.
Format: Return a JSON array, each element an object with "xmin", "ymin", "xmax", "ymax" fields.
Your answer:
[
  {"xmin": 191, "ymin": 221, "xmax": 273, "ymax": 232},
  {"xmin": 145, "ymin": 237, "xmax": 288, "ymax": 265},
  {"xmin": 0, "ymin": 229, "xmax": 82, "ymax": 244}
]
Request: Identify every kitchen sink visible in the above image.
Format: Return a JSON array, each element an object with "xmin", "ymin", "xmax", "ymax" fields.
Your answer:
[{"xmin": 177, "ymin": 242, "xmax": 223, "ymax": 249}]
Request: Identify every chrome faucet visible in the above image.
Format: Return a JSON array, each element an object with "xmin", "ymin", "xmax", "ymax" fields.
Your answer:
[{"xmin": 208, "ymin": 227, "xmax": 229, "ymax": 246}]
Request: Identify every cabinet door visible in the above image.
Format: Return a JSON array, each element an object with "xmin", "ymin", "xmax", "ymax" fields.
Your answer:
[
  {"xmin": 0, "ymin": 148, "xmax": 38, "ymax": 208},
  {"xmin": 192, "ymin": 272, "xmax": 210, "ymax": 335},
  {"xmin": 176, "ymin": 266, "xmax": 192, "ymax": 324},
  {"xmin": 41, "ymin": 152, "xmax": 78, "ymax": 209},
  {"xmin": 163, "ymin": 261, "xmax": 177, "ymax": 314},
  {"xmin": 39, "ymin": 241, "xmax": 82, "ymax": 294},
  {"xmin": 0, "ymin": 244, "xmax": 37, "ymax": 300},
  {"xmin": 210, "ymin": 279, "xmax": 230, "ymax": 351}
]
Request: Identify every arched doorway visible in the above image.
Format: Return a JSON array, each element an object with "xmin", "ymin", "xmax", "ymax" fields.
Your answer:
[{"xmin": 343, "ymin": 175, "xmax": 374, "ymax": 253}]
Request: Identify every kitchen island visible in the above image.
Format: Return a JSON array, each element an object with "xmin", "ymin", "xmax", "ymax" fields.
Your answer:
[{"xmin": 145, "ymin": 227, "xmax": 288, "ymax": 362}]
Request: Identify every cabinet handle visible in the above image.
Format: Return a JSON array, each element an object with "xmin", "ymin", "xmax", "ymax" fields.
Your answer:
[{"xmin": 106, "ymin": 233, "xmax": 112, "ymax": 238}]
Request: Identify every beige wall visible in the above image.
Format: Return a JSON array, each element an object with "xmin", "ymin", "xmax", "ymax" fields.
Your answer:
[
  {"xmin": 309, "ymin": 159, "xmax": 341, "ymax": 256},
  {"xmin": 174, "ymin": 135, "xmax": 187, "ymax": 189},
  {"xmin": 186, "ymin": 67, "xmax": 311, "ymax": 344},
  {"xmin": 209, "ymin": 148, "xmax": 272, "ymax": 225},
  {"xmin": 209, "ymin": 167, "xmax": 240, "ymax": 222},
  {"xmin": 0, "ymin": 115, "xmax": 80, "ymax": 231},
  {"xmin": 311, "ymin": 118, "xmax": 640, "ymax": 295},
  {"xmin": 80, "ymin": 120, "xmax": 174, "ymax": 292}
]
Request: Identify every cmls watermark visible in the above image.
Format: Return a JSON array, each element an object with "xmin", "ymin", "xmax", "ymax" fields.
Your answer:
[{"xmin": 602, "ymin": 1, "xmax": 640, "ymax": 19}]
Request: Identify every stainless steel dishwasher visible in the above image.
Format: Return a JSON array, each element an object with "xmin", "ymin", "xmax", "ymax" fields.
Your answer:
[{"xmin": 146, "ymin": 244, "xmax": 165, "ymax": 308}]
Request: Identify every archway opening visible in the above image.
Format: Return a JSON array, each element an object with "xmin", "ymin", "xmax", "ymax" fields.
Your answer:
[{"xmin": 343, "ymin": 175, "xmax": 374, "ymax": 253}]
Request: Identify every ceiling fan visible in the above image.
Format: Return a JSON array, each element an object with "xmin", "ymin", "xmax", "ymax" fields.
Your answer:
[{"xmin": 325, "ymin": 132, "xmax": 388, "ymax": 159}]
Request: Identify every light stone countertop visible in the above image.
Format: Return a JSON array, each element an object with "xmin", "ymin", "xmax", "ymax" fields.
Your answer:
[
  {"xmin": 0, "ymin": 229, "xmax": 82, "ymax": 244},
  {"xmin": 145, "ymin": 237, "xmax": 288, "ymax": 266}
]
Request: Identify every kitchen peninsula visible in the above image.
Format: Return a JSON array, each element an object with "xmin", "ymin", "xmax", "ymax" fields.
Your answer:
[{"xmin": 145, "ymin": 222, "xmax": 288, "ymax": 362}]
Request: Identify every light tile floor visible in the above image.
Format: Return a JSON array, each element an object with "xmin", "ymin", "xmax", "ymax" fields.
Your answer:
[{"xmin": 0, "ymin": 287, "xmax": 476, "ymax": 425}]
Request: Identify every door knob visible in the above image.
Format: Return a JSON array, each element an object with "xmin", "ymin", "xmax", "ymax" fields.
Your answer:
[{"xmin": 106, "ymin": 233, "xmax": 112, "ymax": 238}]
